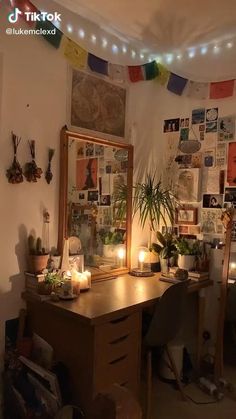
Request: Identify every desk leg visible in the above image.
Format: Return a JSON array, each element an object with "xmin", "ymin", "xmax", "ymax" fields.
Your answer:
[{"xmin": 196, "ymin": 289, "xmax": 206, "ymax": 372}]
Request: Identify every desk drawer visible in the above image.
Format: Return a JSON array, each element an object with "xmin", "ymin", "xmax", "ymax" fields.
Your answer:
[{"xmin": 94, "ymin": 311, "xmax": 141, "ymax": 394}]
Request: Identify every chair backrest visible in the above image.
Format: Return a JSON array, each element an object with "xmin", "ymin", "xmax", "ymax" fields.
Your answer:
[{"xmin": 144, "ymin": 281, "xmax": 188, "ymax": 347}]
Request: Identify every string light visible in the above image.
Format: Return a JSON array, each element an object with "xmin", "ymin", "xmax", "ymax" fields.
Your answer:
[
  {"xmin": 140, "ymin": 53, "xmax": 144, "ymax": 60},
  {"xmin": 213, "ymin": 45, "xmax": 220, "ymax": 54},
  {"xmin": 177, "ymin": 54, "xmax": 182, "ymax": 60},
  {"xmin": 131, "ymin": 50, "xmax": 136, "ymax": 58},
  {"xmin": 227, "ymin": 42, "xmax": 233, "ymax": 48},
  {"xmin": 166, "ymin": 54, "xmax": 173, "ymax": 64},
  {"xmin": 122, "ymin": 45, "xmax": 127, "ymax": 53},
  {"xmin": 78, "ymin": 29, "xmax": 85, "ymax": 38},
  {"xmin": 188, "ymin": 49, "xmax": 195, "ymax": 58},
  {"xmin": 112, "ymin": 44, "xmax": 118, "ymax": 53},
  {"xmin": 102, "ymin": 38, "xmax": 108, "ymax": 48},
  {"xmin": 67, "ymin": 24, "xmax": 73, "ymax": 33},
  {"xmin": 201, "ymin": 46, "xmax": 208, "ymax": 55},
  {"xmin": 91, "ymin": 34, "xmax": 97, "ymax": 43}
]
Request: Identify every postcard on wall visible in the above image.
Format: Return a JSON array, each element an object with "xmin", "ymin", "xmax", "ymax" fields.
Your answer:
[
  {"xmin": 78, "ymin": 191, "xmax": 88, "ymax": 204},
  {"xmin": 203, "ymin": 194, "xmax": 223, "ymax": 208},
  {"xmin": 85, "ymin": 142, "xmax": 94, "ymax": 157},
  {"xmin": 178, "ymin": 225, "xmax": 189, "ymax": 235},
  {"xmin": 163, "ymin": 118, "xmax": 180, "ymax": 133},
  {"xmin": 70, "ymin": 69, "xmax": 126, "ymax": 138},
  {"xmin": 225, "ymin": 187, "xmax": 236, "ymax": 203},
  {"xmin": 192, "ymin": 108, "xmax": 205, "ymax": 124},
  {"xmin": 180, "ymin": 128, "xmax": 189, "ymax": 141},
  {"xmin": 201, "ymin": 209, "xmax": 223, "ymax": 235},
  {"xmin": 201, "ymin": 133, "xmax": 217, "ymax": 151},
  {"xmin": 227, "ymin": 142, "xmax": 236, "ymax": 186},
  {"xmin": 191, "ymin": 153, "xmax": 202, "ymax": 168},
  {"xmin": 100, "ymin": 195, "xmax": 111, "ymax": 206},
  {"xmin": 101, "ymin": 174, "xmax": 111, "ymax": 195},
  {"xmin": 189, "ymin": 225, "xmax": 201, "ymax": 235},
  {"xmin": 203, "ymin": 148, "xmax": 215, "ymax": 167},
  {"xmin": 175, "ymin": 168, "xmax": 201, "ymax": 202},
  {"xmin": 88, "ymin": 190, "xmax": 99, "ymax": 202},
  {"xmin": 202, "ymin": 168, "xmax": 220, "ymax": 194},
  {"xmin": 206, "ymin": 122, "xmax": 217, "ymax": 133},
  {"xmin": 76, "ymin": 158, "xmax": 98, "ymax": 190},
  {"xmin": 95, "ymin": 144, "xmax": 104, "ymax": 157},
  {"xmin": 218, "ymin": 116, "xmax": 235, "ymax": 142},
  {"xmin": 216, "ymin": 143, "xmax": 227, "ymax": 167},
  {"xmin": 180, "ymin": 118, "xmax": 190, "ymax": 128},
  {"xmin": 206, "ymin": 108, "xmax": 218, "ymax": 122}
]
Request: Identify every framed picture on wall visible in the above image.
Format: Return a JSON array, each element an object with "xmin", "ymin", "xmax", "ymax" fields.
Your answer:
[
  {"xmin": 69, "ymin": 69, "xmax": 127, "ymax": 139},
  {"xmin": 175, "ymin": 208, "xmax": 198, "ymax": 225}
]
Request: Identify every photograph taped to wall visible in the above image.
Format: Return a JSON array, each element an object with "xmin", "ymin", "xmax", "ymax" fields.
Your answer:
[
  {"xmin": 206, "ymin": 122, "xmax": 217, "ymax": 133},
  {"xmin": 77, "ymin": 142, "xmax": 84, "ymax": 158},
  {"xmin": 189, "ymin": 225, "xmax": 201, "ymax": 235},
  {"xmin": 192, "ymin": 108, "xmax": 205, "ymax": 124},
  {"xmin": 163, "ymin": 118, "xmax": 180, "ymax": 133},
  {"xmin": 76, "ymin": 158, "xmax": 98, "ymax": 190},
  {"xmin": 216, "ymin": 143, "xmax": 227, "ymax": 167},
  {"xmin": 218, "ymin": 116, "xmax": 235, "ymax": 142},
  {"xmin": 176, "ymin": 168, "xmax": 200, "ymax": 202},
  {"xmin": 225, "ymin": 188, "xmax": 236, "ymax": 203},
  {"xmin": 206, "ymin": 108, "xmax": 218, "ymax": 122},
  {"xmin": 201, "ymin": 209, "xmax": 222, "ymax": 234},
  {"xmin": 178, "ymin": 225, "xmax": 189, "ymax": 234},
  {"xmin": 180, "ymin": 128, "xmax": 189, "ymax": 141},
  {"xmin": 70, "ymin": 69, "xmax": 126, "ymax": 138},
  {"xmin": 203, "ymin": 194, "xmax": 223, "ymax": 208},
  {"xmin": 203, "ymin": 148, "xmax": 215, "ymax": 167}
]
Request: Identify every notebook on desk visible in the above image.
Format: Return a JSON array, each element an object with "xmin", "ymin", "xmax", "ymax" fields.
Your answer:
[{"xmin": 159, "ymin": 275, "xmax": 193, "ymax": 285}]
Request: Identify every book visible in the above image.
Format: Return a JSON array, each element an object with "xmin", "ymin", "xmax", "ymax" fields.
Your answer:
[{"xmin": 188, "ymin": 271, "xmax": 209, "ymax": 278}]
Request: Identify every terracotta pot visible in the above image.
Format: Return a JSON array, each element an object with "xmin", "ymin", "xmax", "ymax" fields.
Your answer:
[{"xmin": 29, "ymin": 254, "xmax": 49, "ymax": 273}]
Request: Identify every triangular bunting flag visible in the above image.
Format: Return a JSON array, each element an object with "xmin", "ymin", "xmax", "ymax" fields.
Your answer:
[
  {"xmin": 210, "ymin": 80, "xmax": 234, "ymax": 99},
  {"xmin": 186, "ymin": 81, "xmax": 209, "ymax": 99},
  {"xmin": 35, "ymin": 20, "xmax": 63, "ymax": 49},
  {"xmin": 62, "ymin": 37, "xmax": 87, "ymax": 69},
  {"xmin": 88, "ymin": 53, "xmax": 108, "ymax": 75},
  {"xmin": 128, "ymin": 66, "xmax": 144, "ymax": 82},
  {"xmin": 108, "ymin": 63, "xmax": 127, "ymax": 82},
  {"xmin": 156, "ymin": 63, "xmax": 170, "ymax": 85},
  {"xmin": 143, "ymin": 61, "xmax": 159, "ymax": 80},
  {"xmin": 167, "ymin": 72, "xmax": 188, "ymax": 95}
]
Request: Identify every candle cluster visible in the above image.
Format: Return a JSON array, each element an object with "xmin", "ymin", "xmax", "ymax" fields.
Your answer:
[{"xmin": 71, "ymin": 269, "xmax": 91, "ymax": 293}]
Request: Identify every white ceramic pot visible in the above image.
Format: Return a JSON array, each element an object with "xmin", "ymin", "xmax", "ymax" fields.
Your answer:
[{"xmin": 178, "ymin": 254, "xmax": 195, "ymax": 271}]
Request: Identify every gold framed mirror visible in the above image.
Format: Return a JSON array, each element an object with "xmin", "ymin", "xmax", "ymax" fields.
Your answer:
[{"xmin": 58, "ymin": 126, "xmax": 133, "ymax": 280}]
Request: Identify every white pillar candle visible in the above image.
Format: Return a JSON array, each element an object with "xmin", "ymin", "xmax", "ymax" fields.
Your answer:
[
  {"xmin": 117, "ymin": 248, "xmax": 125, "ymax": 267},
  {"xmin": 84, "ymin": 271, "xmax": 91, "ymax": 288},
  {"xmin": 79, "ymin": 273, "xmax": 89, "ymax": 290}
]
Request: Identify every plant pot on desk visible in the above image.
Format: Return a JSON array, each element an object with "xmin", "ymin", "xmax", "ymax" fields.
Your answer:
[
  {"xmin": 28, "ymin": 254, "xmax": 49, "ymax": 274},
  {"xmin": 178, "ymin": 254, "xmax": 195, "ymax": 271}
]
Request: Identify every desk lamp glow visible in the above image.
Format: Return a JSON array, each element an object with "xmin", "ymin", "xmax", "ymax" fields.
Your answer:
[{"xmin": 130, "ymin": 246, "xmax": 154, "ymax": 277}]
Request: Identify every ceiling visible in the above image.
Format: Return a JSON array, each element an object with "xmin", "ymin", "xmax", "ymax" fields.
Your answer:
[{"xmin": 35, "ymin": 0, "xmax": 236, "ymax": 80}]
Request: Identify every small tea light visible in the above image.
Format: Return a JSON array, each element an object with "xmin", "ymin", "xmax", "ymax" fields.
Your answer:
[
  {"xmin": 138, "ymin": 250, "xmax": 145, "ymax": 272},
  {"xmin": 117, "ymin": 247, "xmax": 125, "ymax": 267},
  {"xmin": 84, "ymin": 270, "xmax": 91, "ymax": 288}
]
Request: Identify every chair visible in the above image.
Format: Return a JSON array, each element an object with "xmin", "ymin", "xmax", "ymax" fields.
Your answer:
[{"xmin": 143, "ymin": 281, "xmax": 188, "ymax": 418}]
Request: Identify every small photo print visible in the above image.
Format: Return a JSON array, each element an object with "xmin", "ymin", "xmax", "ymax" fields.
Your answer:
[
  {"xmin": 180, "ymin": 128, "xmax": 189, "ymax": 141},
  {"xmin": 206, "ymin": 108, "xmax": 218, "ymax": 122},
  {"xmin": 225, "ymin": 188, "xmax": 236, "ymax": 203},
  {"xmin": 189, "ymin": 225, "xmax": 201, "ymax": 235},
  {"xmin": 192, "ymin": 108, "xmax": 205, "ymax": 124},
  {"xmin": 77, "ymin": 142, "xmax": 84, "ymax": 158},
  {"xmin": 95, "ymin": 145, "xmax": 104, "ymax": 157},
  {"xmin": 199, "ymin": 124, "xmax": 205, "ymax": 132},
  {"xmin": 100, "ymin": 195, "xmax": 111, "ymax": 206},
  {"xmin": 179, "ymin": 225, "xmax": 189, "ymax": 234},
  {"xmin": 85, "ymin": 142, "xmax": 94, "ymax": 157},
  {"xmin": 105, "ymin": 165, "xmax": 112, "ymax": 174},
  {"xmin": 206, "ymin": 122, "xmax": 217, "ymax": 133},
  {"xmin": 163, "ymin": 118, "xmax": 180, "ymax": 133},
  {"xmin": 203, "ymin": 194, "xmax": 223, "ymax": 208},
  {"xmin": 88, "ymin": 190, "xmax": 99, "ymax": 202},
  {"xmin": 200, "ymin": 132, "xmax": 205, "ymax": 141}
]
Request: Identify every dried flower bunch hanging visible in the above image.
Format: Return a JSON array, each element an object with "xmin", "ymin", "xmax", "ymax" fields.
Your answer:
[
  {"xmin": 24, "ymin": 140, "xmax": 42, "ymax": 182},
  {"xmin": 6, "ymin": 132, "xmax": 24, "ymax": 184},
  {"xmin": 45, "ymin": 148, "xmax": 55, "ymax": 184}
]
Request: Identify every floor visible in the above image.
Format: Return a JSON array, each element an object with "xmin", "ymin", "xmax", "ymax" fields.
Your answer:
[{"xmin": 141, "ymin": 365, "xmax": 236, "ymax": 419}]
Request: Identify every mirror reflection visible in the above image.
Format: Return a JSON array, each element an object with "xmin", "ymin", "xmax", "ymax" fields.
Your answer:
[{"xmin": 67, "ymin": 136, "xmax": 129, "ymax": 275}]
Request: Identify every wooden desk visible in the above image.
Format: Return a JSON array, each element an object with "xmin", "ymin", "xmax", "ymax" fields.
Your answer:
[{"xmin": 26, "ymin": 274, "xmax": 212, "ymax": 417}]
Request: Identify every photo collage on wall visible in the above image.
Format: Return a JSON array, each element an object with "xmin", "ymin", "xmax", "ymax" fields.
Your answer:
[
  {"xmin": 163, "ymin": 107, "xmax": 236, "ymax": 238},
  {"xmin": 75, "ymin": 141, "xmax": 128, "ymax": 228}
]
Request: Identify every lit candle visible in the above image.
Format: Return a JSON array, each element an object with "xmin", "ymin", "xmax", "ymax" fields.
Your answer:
[
  {"xmin": 117, "ymin": 247, "xmax": 125, "ymax": 267},
  {"xmin": 84, "ymin": 271, "xmax": 91, "ymax": 288},
  {"xmin": 79, "ymin": 273, "xmax": 89, "ymax": 290},
  {"xmin": 71, "ymin": 268, "xmax": 80, "ymax": 295},
  {"xmin": 138, "ymin": 251, "xmax": 145, "ymax": 272}
]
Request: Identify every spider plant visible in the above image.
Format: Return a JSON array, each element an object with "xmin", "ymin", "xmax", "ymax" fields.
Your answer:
[{"xmin": 133, "ymin": 173, "xmax": 177, "ymax": 247}]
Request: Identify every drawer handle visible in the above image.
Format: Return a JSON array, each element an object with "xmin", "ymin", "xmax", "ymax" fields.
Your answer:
[
  {"xmin": 110, "ymin": 315, "xmax": 128, "ymax": 324},
  {"xmin": 109, "ymin": 355, "xmax": 127, "ymax": 365},
  {"xmin": 110, "ymin": 334, "xmax": 129, "ymax": 345}
]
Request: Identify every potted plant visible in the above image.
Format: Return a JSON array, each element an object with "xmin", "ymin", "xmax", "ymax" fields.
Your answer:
[
  {"xmin": 175, "ymin": 238, "xmax": 201, "ymax": 271},
  {"xmin": 151, "ymin": 231, "xmax": 177, "ymax": 273},
  {"xmin": 38, "ymin": 270, "xmax": 62, "ymax": 295},
  {"xmin": 28, "ymin": 235, "xmax": 49, "ymax": 273},
  {"xmin": 99, "ymin": 229, "xmax": 125, "ymax": 258}
]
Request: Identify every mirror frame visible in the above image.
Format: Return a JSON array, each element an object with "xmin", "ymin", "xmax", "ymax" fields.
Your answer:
[{"xmin": 58, "ymin": 126, "xmax": 133, "ymax": 280}]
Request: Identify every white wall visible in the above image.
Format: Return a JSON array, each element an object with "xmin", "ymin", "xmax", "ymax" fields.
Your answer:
[{"xmin": 0, "ymin": 7, "xmax": 67, "ymax": 369}]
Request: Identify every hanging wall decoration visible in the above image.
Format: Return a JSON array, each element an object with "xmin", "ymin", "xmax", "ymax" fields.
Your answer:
[
  {"xmin": 45, "ymin": 148, "xmax": 55, "ymax": 184},
  {"xmin": 6, "ymin": 132, "xmax": 24, "ymax": 184},
  {"xmin": 24, "ymin": 140, "xmax": 43, "ymax": 182}
]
